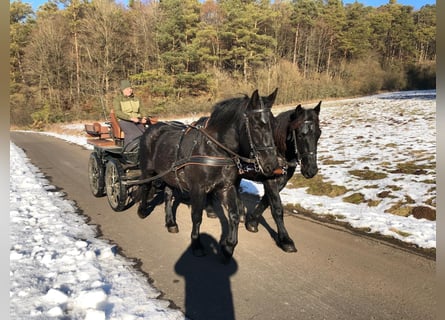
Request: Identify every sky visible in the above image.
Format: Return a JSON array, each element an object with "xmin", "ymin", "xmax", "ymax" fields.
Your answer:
[
  {"xmin": 21, "ymin": 0, "xmax": 437, "ymax": 12},
  {"xmin": 9, "ymin": 90, "xmax": 436, "ymax": 317},
  {"xmin": 342, "ymin": 0, "xmax": 435, "ymax": 9}
]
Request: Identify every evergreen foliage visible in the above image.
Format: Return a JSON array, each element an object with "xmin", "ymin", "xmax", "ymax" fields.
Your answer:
[{"xmin": 9, "ymin": 0, "xmax": 436, "ymax": 126}]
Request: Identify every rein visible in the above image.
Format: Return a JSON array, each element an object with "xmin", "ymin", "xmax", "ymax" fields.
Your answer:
[
  {"xmin": 188, "ymin": 124, "xmax": 256, "ymax": 164},
  {"xmin": 123, "ymin": 154, "xmax": 237, "ymax": 186}
]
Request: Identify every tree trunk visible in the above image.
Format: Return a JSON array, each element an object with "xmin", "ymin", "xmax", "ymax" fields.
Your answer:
[
  {"xmin": 293, "ymin": 25, "xmax": 299, "ymax": 66},
  {"xmin": 326, "ymin": 35, "xmax": 333, "ymax": 78},
  {"xmin": 74, "ymin": 31, "xmax": 81, "ymax": 97},
  {"xmin": 243, "ymin": 56, "xmax": 248, "ymax": 83}
]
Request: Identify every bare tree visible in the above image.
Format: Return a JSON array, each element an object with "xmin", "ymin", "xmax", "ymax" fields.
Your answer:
[
  {"xmin": 78, "ymin": 0, "xmax": 131, "ymax": 111},
  {"xmin": 24, "ymin": 10, "xmax": 71, "ymax": 122}
]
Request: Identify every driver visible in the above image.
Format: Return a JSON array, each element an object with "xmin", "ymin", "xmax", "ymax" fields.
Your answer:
[{"xmin": 113, "ymin": 79, "xmax": 148, "ymax": 147}]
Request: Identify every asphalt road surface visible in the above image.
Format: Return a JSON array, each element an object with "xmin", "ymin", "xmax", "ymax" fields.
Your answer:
[{"xmin": 11, "ymin": 131, "xmax": 436, "ymax": 320}]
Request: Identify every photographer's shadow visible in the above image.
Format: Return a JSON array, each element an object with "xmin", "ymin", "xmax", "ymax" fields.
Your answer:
[{"xmin": 175, "ymin": 233, "xmax": 238, "ymax": 320}]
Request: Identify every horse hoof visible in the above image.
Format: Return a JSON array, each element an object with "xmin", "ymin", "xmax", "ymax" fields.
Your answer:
[
  {"xmin": 239, "ymin": 214, "xmax": 245, "ymax": 223},
  {"xmin": 137, "ymin": 208, "xmax": 149, "ymax": 219},
  {"xmin": 167, "ymin": 225, "xmax": 179, "ymax": 233},
  {"xmin": 220, "ymin": 246, "xmax": 234, "ymax": 264},
  {"xmin": 280, "ymin": 241, "xmax": 298, "ymax": 253},
  {"xmin": 245, "ymin": 221, "xmax": 259, "ymax": 233},
  {"xmin": 192, "ymin": 248, "xmax": 206, "ymax": 257},
  {"xmin": 191, "ymin": 239, "xmax": 206, "ymax": 257}
]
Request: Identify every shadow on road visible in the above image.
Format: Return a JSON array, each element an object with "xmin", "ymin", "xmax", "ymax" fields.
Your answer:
[{"xmin": 175, "ymin": 233, "xmax": 238, "ymax": 320}]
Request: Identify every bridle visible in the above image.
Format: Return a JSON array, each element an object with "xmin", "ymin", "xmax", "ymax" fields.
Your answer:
[
  {"xmin": 291, "ymin": 120, "xmax": 317, "ymax": 166},
  {"xmin": 242, "ymin": 99, "xmax": 276, "ymax": 173}
]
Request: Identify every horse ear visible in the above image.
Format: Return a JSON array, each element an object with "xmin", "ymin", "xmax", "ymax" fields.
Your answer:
[
  {"xmin": 265, "ymin": 88, "xmax": 278, "ymax": 108},
  {"xmin": 249, "ymin": 89, "xmax": 260, "ymax": 109},
  {"xmin": 291, "ymin": 104, "xmax": 302, "ymax": 120},
  {"xmin": 314, "ymin": 101, "xmax": 321, "ymax": 114}
]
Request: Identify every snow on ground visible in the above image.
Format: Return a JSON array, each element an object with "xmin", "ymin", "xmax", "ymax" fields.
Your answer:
[
  {"xmin": 10, "ymin": 144, "xmax": 186, "ymax": 319},
  {"xmin": 246, "ymin": 90, "xmax": 436, "ymax": 248},
  {"xmin": 10, "ymin": 90, "xmax": 435, "ymax": 318}
]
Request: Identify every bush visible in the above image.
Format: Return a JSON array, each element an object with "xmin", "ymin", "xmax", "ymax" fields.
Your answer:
[
  {"xmin": 382, "ymin": 65, "xmax": 407, "ymax": 91},
  {"xmin": 406, "ymin": 62, "xmax": 436, "ymax": 90},
  {"xmin": 10, "ymin": 92, "xmax": 33, "ymax": 127},
  {"xmin": 343, "ymin": 58, "xmax": 385, "ymax": 95}
]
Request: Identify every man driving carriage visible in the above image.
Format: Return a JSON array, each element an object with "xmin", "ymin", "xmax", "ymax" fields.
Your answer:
[{"xmin": 113, "ymin": 79, "xmax": 148, "ymax": 147}]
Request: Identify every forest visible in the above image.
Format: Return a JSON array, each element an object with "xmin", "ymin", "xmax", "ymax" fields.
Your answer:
[{"xmin": 10, "ymin": 0, "xmax": 436, "ymax": 127}]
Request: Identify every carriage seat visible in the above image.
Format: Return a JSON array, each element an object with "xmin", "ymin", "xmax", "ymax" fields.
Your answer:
[
  {"xmin": 109, "ymin": 109, "xmax": 125, "ymax": 140},
  {"xmin": 84, "ymin": 122, "xmax": 111, "ymax": 139}
]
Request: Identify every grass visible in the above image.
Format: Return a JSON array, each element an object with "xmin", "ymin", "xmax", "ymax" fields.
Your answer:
[
  {"xmin": 387, "ymin": 185, "xmax": 402, "ymax": 191},
  {"xmin": 389, "ymin": 227, "xmax": 412, "ymax": 238},
  {"xmin": 377, "ymin": 191, "xmax": 396, "ymax": 199},
  {"xmin": 287, "ymin": 174, "xmax": 348, "ymax": 197},
  {"xmin": 389, "ymin": 161, "xmax": 435, "ymax": 175},
  {"xmin": 385, "ymin": 201, "xmax": 413, "ymax": 217},
  {"xmin": 342, "ymin": 193, "xmax": 365, "ymax": 204},
  {"xmin": 348, "ymin": 169, "xmax": 387, "ymax": 180},
  {"xmin": 322, "ymin": 159, "xmax": 347, "ymax": 165},
  {"xmin": 342, "ymin": 193, "xmax": 382, "ymax": 206}
]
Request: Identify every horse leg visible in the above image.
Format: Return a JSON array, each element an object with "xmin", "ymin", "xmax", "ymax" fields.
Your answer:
[
  {"xmin": 218, "ymin": 186, "xmax": 240, "ymax": 263},
  {"xmin": 137, "ymin": 168, "xmax": 158, "ymax": 218},
  {"xmin": 164, "ymin": 186, "xmax": 179, "ymax": 233},
  {"xmin": 245, "ymin": 195, "xmax": 269, "ymax": 233},
  {"xmin": 245, "ymin": 175, "xmax": 287, "ymax": 232},
  {"xmin": 137, "ymin": 182, "xmax": 152, "ymax": 218},
  {"xmin": 237, "ymin": 188, "xmax": 246, "ymax": 223},
  {"xmin": 235, "ymin": 177, "xmax": 245, "ymax": 223},
  {"xmin": 204, "ymin": 193, "xmax": 218, "ymax": 219},
  {"xmin": 263, "ymin": 180, "xmax": 297, "ymax": 253},
  {"xmin": 190, "ymin": 190, "xmax": 206, "ymax": 257}
]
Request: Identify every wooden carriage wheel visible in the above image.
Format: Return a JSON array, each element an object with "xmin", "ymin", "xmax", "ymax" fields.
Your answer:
[
  {"xmin": 105, "ymin": 158, "xmax": 128, "ymax": 211},
  {"xmin": 88, "ymin": 152, "xmax": 105, "ymax": 197}
]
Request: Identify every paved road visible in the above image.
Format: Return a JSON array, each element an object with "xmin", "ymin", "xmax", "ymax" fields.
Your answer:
[{"xmin": 11, "ymin": 131, "xmax": 436, "ymax": 320}]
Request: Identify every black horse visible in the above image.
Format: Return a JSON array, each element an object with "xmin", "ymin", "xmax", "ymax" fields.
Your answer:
[
  {"xmin": 242, "ymin": 101, "xmax": 321, "ymax": 252},
  {"xmin": 162, "ymin": 101, "xmax": 321, "ymax": 253},
  {"xmin": 137, "ymin": 89, "xmax": 279, "ymax": 261}
]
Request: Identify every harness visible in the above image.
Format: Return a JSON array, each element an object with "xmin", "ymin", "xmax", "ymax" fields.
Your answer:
[{"xmin": 124, "ymin": 99, "xmax": 276, "ymax": 187}]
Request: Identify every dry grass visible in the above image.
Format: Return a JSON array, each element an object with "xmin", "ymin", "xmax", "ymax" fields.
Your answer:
[
  {"xmin": 348, "ymin": 169, "xmax": 388, "ymax": 180},
  {"xmin": 389, "ymin": 227, "xmax": 412, "ymax": 238},
  {"xmin": 389, "ymin": 161, "xmax": 435, "ymax": 175},
  {"xmin": 287, "ymin": 174, "xmax": 348, "ymax": 197}
]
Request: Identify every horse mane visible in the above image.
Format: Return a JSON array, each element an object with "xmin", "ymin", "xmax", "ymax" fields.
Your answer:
[
  {"xmin": 206, "ymin": 95, "xmax": 249, "ymax": 132},
  {"xmin": 273, "ymin": 109, "xmax": 294, "ymax": 153}
]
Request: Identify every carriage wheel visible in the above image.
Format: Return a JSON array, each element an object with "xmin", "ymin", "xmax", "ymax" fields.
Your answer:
[
  {"xmin": 105, "ymin": 158, "xmax": 128, "ymax": 212},
  {"xmin": 88, "ymin": 152, "xmax": 105, "ymax": 197}
]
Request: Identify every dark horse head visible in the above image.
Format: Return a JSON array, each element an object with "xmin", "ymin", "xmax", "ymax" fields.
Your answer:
[
  {"xmin": 205, "ymin": 89, "xmax": 279, "ymax": 176},
  {"xmin": 287, "ymin": 101, "xmax": 321, "ymax": 178}
]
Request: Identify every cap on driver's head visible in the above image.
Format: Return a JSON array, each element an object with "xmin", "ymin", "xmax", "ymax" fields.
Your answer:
[{"xmin": 120, "ymin": 79, "xmax": 131, "ymax": 90}]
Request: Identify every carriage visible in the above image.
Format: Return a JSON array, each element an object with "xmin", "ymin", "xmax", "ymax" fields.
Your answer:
[{"xmin": 84, "ymin": 109, "xmax": 158, "ymax": 212}]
